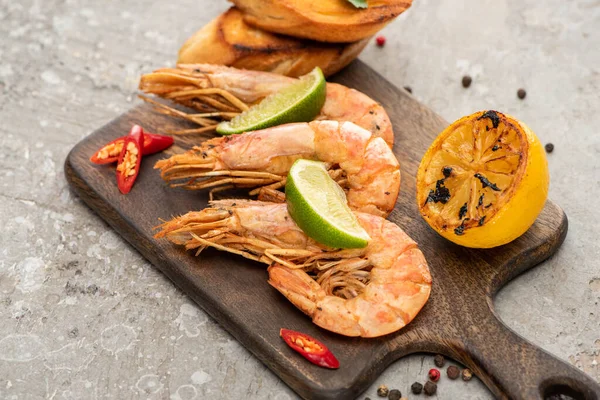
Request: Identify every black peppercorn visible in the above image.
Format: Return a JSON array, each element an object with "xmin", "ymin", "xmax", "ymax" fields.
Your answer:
[
  {"xmin": 424, "ymin": 381, "xmax": 437, "ymax": 396},
  {"xmin": 411, "ymin": 382, "xmax": 423, "ymax": 395},
  {"xmin": 462, "ymin": 368, "xmax": 473, "ymax": 381},
  {"xmin": 404, "ymin": 86, "xmax": 412, "ymax": 94},
  {"xmin": 545, "ymin": 143, "xmax": 554, "ymax": 153},
  {"xmin": 517, "ymin": 88, "xmax": 527, "ymax": 99},
  {"xmin": 434, "ymin": 354, "xmax": 445, "ymax": 367},
  {"xmin": 462, "ymin": 75, "xmax": 472, "ymax": 88},
  {"xmin": 447, "ymin": 365, "xmax": 460, "ymax": 380},
  {"xmin": 388, "ymin": 389, "xmax": 402, "ymax": 400},
  {"xmin": 377, "ymin": 385, "xmax": 389, "ymax": 397}
]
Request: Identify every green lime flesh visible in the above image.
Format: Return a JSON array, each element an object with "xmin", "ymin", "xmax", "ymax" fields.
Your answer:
[
  {"xmin": 285, "ymin": 159, "xmax": 370, "ymax": 249},
  {"xmin": 216, "ymin": 67, "xmax": 326, "ymax": 135}
]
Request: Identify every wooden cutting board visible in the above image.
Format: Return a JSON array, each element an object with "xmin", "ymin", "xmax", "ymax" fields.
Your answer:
[{"xmin": 64, "ymin": 60, "xmax": 600, "ymax": 400}]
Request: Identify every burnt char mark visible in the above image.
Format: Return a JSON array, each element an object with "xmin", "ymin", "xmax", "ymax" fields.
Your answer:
[
  {"xmin": 479, "ymin": 216, "xmax": 486, "ymax": 226},
  {"xmin": 478, "ymin": 110, "xmax": 501, "ymax": 129},
  {"xmin": 426, "ymin": 179, "xmax": 451, "ymax": 205},
  {"xmin": 459, "ymin": 203, "xmax": 468, "ymax": 219},
  {"xmin": 474, "ymin": 173, "xmax": 501, "ymax": 191},
  {"xmin": 232, "ymin": 44, "xmax": 255, "ymax": 53},
  {"xmin": 232, "ymin": 43, "xmax": 293, "ymax": 54},
  {"xmin": 492, "ymin": 145, "xmax": 500, "ymax": 151},
  {"xmin": 454, "ymin": 218, "xmax": 470, "ymax": 236},
  {"xmin": 478, "ymin": 194, "xmax": 484, "ymax": 207},
  {"xmin": 442, "ymin": 166, "xmax": 453, "ymax": 178},
  {"xmin": 454, "ymin": 225, "xmax": 465, "ymax": 236}
]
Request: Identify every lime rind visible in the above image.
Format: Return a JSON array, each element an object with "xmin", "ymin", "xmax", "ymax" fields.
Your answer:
[
  {"xmin": 286, "ymin": 159, "xmax": 370, "ymax": 249},
  {"xmin": 216, "ymin": 67, "xmax": 326, "ymax": 135}
]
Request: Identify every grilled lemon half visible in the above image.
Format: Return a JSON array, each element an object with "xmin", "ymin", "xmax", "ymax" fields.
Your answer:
[{"xmin": 416, "ymin": 110, "xmax": 549, "ymax": 248}]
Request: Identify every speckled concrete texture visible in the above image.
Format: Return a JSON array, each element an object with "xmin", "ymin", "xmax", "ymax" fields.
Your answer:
[{"xmin": 0, "ymin": 0, "xmax": 598, "ymax": 399}]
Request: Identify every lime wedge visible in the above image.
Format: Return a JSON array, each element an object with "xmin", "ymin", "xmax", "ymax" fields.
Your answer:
[
  {"xmin": 216, "ymin": 67, "xmax": 326, "ymax": 135},
  {"xmin": 286, "ymin": 159, "xmax": 371, "ymax": 249}
]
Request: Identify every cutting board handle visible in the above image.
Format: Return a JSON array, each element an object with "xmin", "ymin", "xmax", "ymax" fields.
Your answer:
[{"xmin": 455, "ymin": 313, "xmax": 600, "ymax": 399}]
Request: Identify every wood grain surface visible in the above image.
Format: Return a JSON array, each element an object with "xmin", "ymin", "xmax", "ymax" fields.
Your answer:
[{"xmin": 64, "ymin": 60, "xmax": 600, "ymax": 400}]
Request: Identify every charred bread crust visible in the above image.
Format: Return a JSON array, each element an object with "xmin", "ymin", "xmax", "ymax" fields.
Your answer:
[{"xmin": 178, "ymin": 7, "xmax": 369, "ymax": 77}]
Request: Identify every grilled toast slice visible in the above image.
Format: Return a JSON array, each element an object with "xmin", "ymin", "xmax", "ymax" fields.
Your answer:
[
  {"xmin": 230, "ymin": 0, "xmax": 412, "ymax": 43},
  {"xmin": 178, "ymin": 7, "xmax": 369, "ymax": 78}
]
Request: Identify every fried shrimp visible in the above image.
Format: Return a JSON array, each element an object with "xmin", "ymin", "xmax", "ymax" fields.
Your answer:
[
  {"xmin": 154, "ymin": 200, "xmax": 431, "ymax": 337},
  {"xmin": 139, "ymin": 64, "xmax": 393, "ymax": 146},
  {"xmin": 154, "ymin": 120, "xmax": 400, "ymax": 217}
]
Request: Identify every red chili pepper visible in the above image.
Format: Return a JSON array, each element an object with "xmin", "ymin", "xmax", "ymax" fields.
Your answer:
[
  {"xmin": 142, "ymin": 133, "xmax": 174, "ymax": 155},
  {"xmin": 90, "ymin": 132, "xmax": 173, "ymax": 164},
  {"xmin": 116, "ymin": 125, "xmax": 144, "ymax": 194},
  {"xmin": 375, "ymin": 35, "xmax": 386, "ymax": 47},
  {"xmin": 280, "ymin": 328, "xmax": 339, "ymax": 369}
]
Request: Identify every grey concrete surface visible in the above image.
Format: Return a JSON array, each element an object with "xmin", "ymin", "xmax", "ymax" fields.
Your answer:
[{"xmin": 0, "ymin": 0, "xmax": 598, "ymax": 399}]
